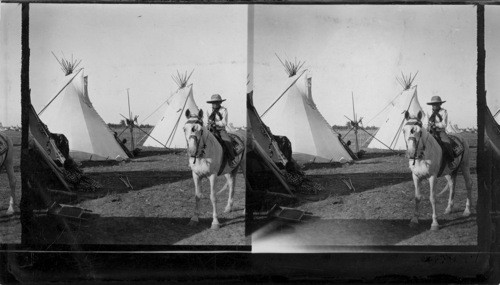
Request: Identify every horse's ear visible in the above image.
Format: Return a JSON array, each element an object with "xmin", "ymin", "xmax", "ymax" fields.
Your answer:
[
  {"xmin": 198, "ymin": 109, "xmax": 203, "ymax": 119},
  {"xmin": 417, "ymin": 110, "xmax": 423, "ymax": 121},
  {"xmin": 404, "ymin": 111, "xmax": 410, "ymax": 120},
  {"xmin": 185, "ymin": 109, "xmax": 191, "ymax": 118}
]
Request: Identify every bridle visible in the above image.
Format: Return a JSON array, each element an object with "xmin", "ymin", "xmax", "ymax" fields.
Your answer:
[
  {"xmin": 186, "ymin": 116, "xmax": 206, "ymax": 163},
  {"xmin": 404, "ymin": 119, "xmax": 426, "ymax": 165}
]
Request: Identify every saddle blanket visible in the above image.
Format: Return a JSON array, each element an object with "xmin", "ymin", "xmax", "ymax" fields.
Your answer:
[
  {"xmin": 450, "ymin": 135, "xmax": 464, "ymax": 158},
  {"xmin": 0, "ymin": 132, "xmax": 8, "ymax": 156},
  {"xmin": 217, "ymin": 130, "xmax": 245, "ymax": 176},
  {"xmin": 228, "ymin": 132, "xmax": 245, "ymax": 155},
  {"xmin": 438, "ymin": 134, "xmax": 464, "ymax": 177}
]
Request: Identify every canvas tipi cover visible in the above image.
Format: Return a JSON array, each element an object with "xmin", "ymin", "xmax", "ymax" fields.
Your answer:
[
  {"xmin": 446, "ymin": 121, "xmax": 461, "ymax": 134},
  {"xmin": 263, "ymin": 71, "xmax": 354, "ymax": 163},
  {"xmin": 247, "ymin": 92, "xmax": 294, "ymax": 197},
  {"xmin": 40, "ymin": 69, "xmax": 129, "ymax": 161},
  {"xmin": 248, "ymin": 93, "xmax": 288, "ymax": 166},
  {"xmin": 367, "ymin": 85, "xmax": 427, "ymax": 150},
  {"xmin": 143, "ymin": 84, "xmax": 199, "ymax": 148}
]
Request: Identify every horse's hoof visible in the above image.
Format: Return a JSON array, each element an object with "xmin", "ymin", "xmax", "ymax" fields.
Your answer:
[
  {"xmin": 224, "ymin": 206, "xmax": 232, "ymax": 213},
  {"xmin": 5, "ymin": 209, "xmax": 14, "ymax": 216},
  {"xmin": 211, "ymin": 223, "xmax": 220, "ymax": 230},
  {"xmin": 463, "ymin": 210, "xmax": 471, "ymax": 217},
  {"xmin": 444, "ymin": 208, "xmax": 452, "ymax": 215},
  {"xmin": 430, "ymin": 224, "xmax": 439, "ymax": 231}
]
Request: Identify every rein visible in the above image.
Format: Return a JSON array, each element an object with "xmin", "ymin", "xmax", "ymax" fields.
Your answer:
[
  {"xmin": 404, "ymin": 120, "xmax": 426, "ymax": 165},
  {"xmin": 186, "ymin": 117, "xmax": 206, "ymax": 163}
]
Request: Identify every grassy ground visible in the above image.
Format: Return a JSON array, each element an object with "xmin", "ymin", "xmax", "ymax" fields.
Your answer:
[{"xmin": 252, "ymin": 130, "xmax": 479, "ymax": 248}]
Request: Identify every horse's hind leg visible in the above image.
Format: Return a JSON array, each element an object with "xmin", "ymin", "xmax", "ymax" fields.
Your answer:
[
  {"xmin": 444, "ymin": 174, "xmax": 456, "ymax": 215},
  {"xmin": 224, "ymin": 169, "xmax": 237, "ymax": 213},
  {"xmin": 461, "ymin": 164, "xmax": 473, "ymax": 217}
]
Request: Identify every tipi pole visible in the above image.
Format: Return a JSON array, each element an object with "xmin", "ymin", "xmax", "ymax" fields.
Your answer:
[
  {"xmin": 140, "ymin": 99, "xmax": 169, "ymax": 125},
  {"xmin": 261, "ymin": 69, "xmax": 307, "ymax": 118},
  {"xmin": 352, "ymin": 92, "xmax": 359, "ymax": 154},
  {"xmin": 165, "ymin": 90, "xmax": 190, "ymax": 148},
  {"xmin": 134, "ymin": 124, "xmax": 168, "ymax": 149},
  {"xmin": 358, "ymin": 127, "xmax": 399, "ymax": 154},
  {"xmin": 494, "ymin": 108, "xmax": 500, "ymax": 119},
  {"xmin": 389, "ymin": 89, "xmax": 418, "ymax": 149},
  {"xmin": 116, "ymin": 119, "xmax": 129, "ymax": 138},
  {"xmin": 127, "ymin": 89, "xmax": 135, "ymax": 151},
  {"xmin": 38, "ymin": 68, "xmax": 83, "ymax": 115}
]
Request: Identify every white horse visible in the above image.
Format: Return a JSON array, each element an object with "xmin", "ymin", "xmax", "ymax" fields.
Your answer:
[
  {"xmin": 0, "ymin": 132, "xmax": 17, "ymax": 215},
  {"xmin": 183, "ymin": 109, "xmax": 245, "ymax": 230},
  {"xmin": 402, "ymin": 111, "xmax": 472, "ymax": 231}
]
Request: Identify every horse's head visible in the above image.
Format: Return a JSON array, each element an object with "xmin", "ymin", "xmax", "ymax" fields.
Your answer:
[
  {"xmin": 184, "ymin": 109, "xmax": 205, "ymax": 157},
  {"xmin": 403, "ymin": 110, "xmax": 425, "ymax": 159}
]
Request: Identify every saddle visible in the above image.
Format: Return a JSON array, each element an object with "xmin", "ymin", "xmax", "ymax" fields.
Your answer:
[
  {"xmin": 0, "ymin": 133, "xmax": 8, "ymax": 156},
  {"xmin": 433, "ymin": 134, "xmax": 464, "ymax": 176},
  {"xmin": 212, "ymin": 130, "xmax": 245, "ymax": 175}
]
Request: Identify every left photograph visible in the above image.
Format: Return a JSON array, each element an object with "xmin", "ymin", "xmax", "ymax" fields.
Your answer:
[{"xmin": 1, "ymin": 4, "xmax": 247, "ymax": 245}]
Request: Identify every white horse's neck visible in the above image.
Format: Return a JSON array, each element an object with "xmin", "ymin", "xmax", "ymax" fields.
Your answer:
[
  {"xmin": 420, "ymin": 128, "xmax": 441, "ymax": 158},
  {"xmin": 200, "ymin": 126, "xmax": 222, "ymax": 158},
  {"xmin": 188, "ymin": 124, "xmax": 224, "ymax": 177},
  {"xmin": 408, "ymin": 122, "xmax": 443, "ymax": 178}
]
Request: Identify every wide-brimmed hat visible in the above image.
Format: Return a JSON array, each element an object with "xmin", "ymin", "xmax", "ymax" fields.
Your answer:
[
  {"xmin": 427, "ymin": 96, "xmax": 446, "ymax": 105},
  {"xmin": 206, "ymin": 94, "xmax": 226, "ymax": 103}
]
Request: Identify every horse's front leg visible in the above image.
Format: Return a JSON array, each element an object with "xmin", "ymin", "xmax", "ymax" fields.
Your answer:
[
  {"xmin": 209, "ymin": 174, "xmax": 220, "ymax": 230},
  {"xmin": 410, "ymin": 174, "xmax": 422, "ymax": 226},
  {"xmin": 224, "ymin": 170, "xmax": 237, "ymax": 213},
  {"xmin": 189, "ymin": 173, "xmax": 202, "ymax": 226},
  {"xmin": 444, "ymin": 174, "xmax": 456, "ymax": 215},
  {"xmin": 429, "ymin": 175, "xmax": 439, "ymax": 230}
]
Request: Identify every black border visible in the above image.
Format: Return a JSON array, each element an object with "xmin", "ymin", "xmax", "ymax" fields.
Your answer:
[{"xmin": 0, "ymin": 1, "xmax": 498, "ymax": 283}]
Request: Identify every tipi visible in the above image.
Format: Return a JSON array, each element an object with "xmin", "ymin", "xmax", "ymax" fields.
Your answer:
[
  {"xmin": 247, "ymin": 91, "xmax": 294, "ymax": 197},
  {"xmin": 39, "ymin": 56, "xmax": 129, "ymax": 161},
  {"xmin": 367, "ymin": 73, "xmax": 426, "ymax": 151},
  {"xmin": 142, "ymin": 71, "xmax": 199, "ymax": 148},
  {"xmin": 261, "ymin": 58, "xmax": 354, "ymax": 164},
  {"xmin": 446, "ymin": 121, "xmax": 461, "ymax": 134}
]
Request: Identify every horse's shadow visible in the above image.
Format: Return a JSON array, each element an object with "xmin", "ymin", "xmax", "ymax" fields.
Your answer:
[{"xmin": 439, "ymin": 213, "xmax": 477, "ymax": 229}]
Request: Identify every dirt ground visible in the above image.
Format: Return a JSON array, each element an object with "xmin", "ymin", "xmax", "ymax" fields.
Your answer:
[
  {"xmin": 0, "ymin": 130, "xmax": 22, "ymax": 244},
  {"xmin": 252, "ymin": 131, "xmax": 479, "ymax": 249},
  {"xmin": 74, "ymin": 148, "xmax": 247, "ymax": 245},
  {"xmin": 0, "ymin": 128, "xmax": 247, "ymax": 246}
]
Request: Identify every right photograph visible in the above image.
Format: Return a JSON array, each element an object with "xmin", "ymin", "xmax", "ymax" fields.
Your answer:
[{"xmin": 247, "ymin": 5, "xmax": 478, "ymax": 251}]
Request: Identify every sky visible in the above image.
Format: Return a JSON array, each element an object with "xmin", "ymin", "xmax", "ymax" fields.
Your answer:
[
  {"xmin": 485, "ymin": 6, "xmax": 500, "ymax": 119},
  {"xmin": 1, "ymin": 4, "xmax": 247, "ymax": 127},
  {"xmin": 1, "ymin": 4, "xmax": 22, "ymax": 127},
  {"xmin": 252, "ymin": 5, "xmax": 478, "ymax": 129}
]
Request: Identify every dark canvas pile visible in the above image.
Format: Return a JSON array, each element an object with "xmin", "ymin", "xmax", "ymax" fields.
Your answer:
[
  {"xmin": 27, "ymin": 137, "xmax": 101, "ymax": 193},
  {"xmin": 485, "ymin": 107, "xmax": 500, "ymax": 249}
]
